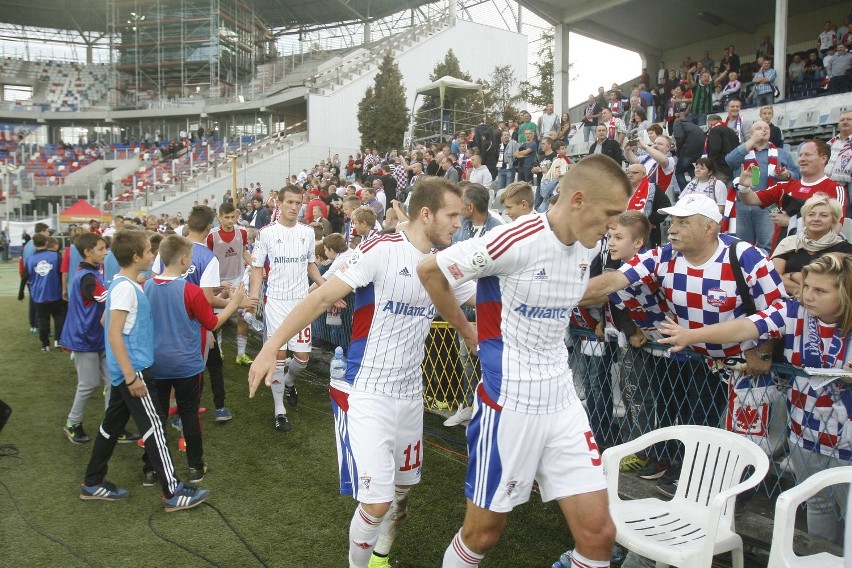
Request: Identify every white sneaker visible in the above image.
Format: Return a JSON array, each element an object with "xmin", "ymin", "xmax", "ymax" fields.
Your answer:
[{"xmin": 443, "ymin": 405, "xmax": 473, "ymax": 427}]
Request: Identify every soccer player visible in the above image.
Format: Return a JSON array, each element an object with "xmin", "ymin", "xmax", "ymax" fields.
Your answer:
[
  {"xmin": 24, "ymin": 233, "xmax": 64, "ymax": 351},
  {"xmin": 248, "ymin": 177, "xmax": 474, "ymax": 568},
  {"xmin": 418, "ymin": 154, "xmax": 630, "ymax": 568},
  {"xmin": 60, "ymin": 233, "xmax": 110, "ymax": 444},
  {"xmin": 79, "ymin": 230, "xmax": 208, "ymax": 512},
  {"xmin": 145, "ymin": 235, "xmax": 246, "ymax": 485},
  {"xmin": 248, "ymin": 185, "xmax": 325, "ymax": 432},
  {"xmin": 207, "ymin": 202, "xmax": 253, "ymax": 366},
  {"xmin": 154, "ymin": 205, "xmax": 256, "ymax": 425}
]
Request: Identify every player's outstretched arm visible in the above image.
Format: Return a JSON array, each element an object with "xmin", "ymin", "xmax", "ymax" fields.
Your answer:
[
  {"xmin": 417, "ymin": 256, "xmax": 478, "ymax": 354},
  {"xmin": 658, "ymin": 316, "xmax": 759, "ymax": 352},
  {"xmin": 247, "ymin": 277, "xmax": 353, "ymax": 398},
  {"xmin": 580, "ymin": 271, "xmax": 631, "ymax": 305}
]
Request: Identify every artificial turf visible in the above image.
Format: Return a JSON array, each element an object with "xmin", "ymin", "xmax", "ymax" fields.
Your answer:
[{"xmin": 0, "ymin": 295, "xmax": 575, "ymax": 567}]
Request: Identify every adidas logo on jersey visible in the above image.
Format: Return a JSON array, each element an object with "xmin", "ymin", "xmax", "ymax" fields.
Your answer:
[
  {"xmin": 534, "ymin": 268, "xmax": 548, "ymax": 280},
  {"xmin": 224, "ymin": 247, "xmax": 237, "ymax": 258},
  {"xmin": 398, "ymin": 267, "xmax": 411, "ymax": 277}
]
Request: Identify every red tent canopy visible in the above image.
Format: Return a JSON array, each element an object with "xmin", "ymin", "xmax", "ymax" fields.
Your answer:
[{"xmin": 59, "ymin": 199, "xmax": 112, "ymax": 224}]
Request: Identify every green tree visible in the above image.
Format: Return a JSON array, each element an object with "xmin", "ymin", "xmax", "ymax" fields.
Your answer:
[
  {"xmin": 483, "ymin": 65, "xmax": 521, "ymax": 118},
  {"xmin": 357, "ymin": 53, "xmax": 409, "ymax": 151},
  {"xmin": 413, "ymin": 49, "xmax": 485, "ymax": 142},
  {"xmin": 519, "ymin": 29, "xmax": 555, "ymax": 110}
]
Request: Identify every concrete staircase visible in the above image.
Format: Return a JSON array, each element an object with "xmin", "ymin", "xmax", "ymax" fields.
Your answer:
[{"xmin": 310, "ymin": 16, "xmax": 451, "ymax": 97}]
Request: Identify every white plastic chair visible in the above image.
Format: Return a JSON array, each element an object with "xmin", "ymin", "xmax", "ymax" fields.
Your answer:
[
  {"xmin": 767, "ymin": 466, "xmax": 850, "ymax": 567},
  {"xmin": 602, "ymin": 425, "xmax": 770, "ymax": 568}
]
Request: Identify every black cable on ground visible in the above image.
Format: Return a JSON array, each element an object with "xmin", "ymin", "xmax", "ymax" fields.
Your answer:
[
  {"xmin": 147, "ymin": 513, "xmax": 221, "ymax": 567},
  {"xmin": 0, "ymin": 444, "xmax": 97, "ymax": 568},
  {"xmin": 146, "ymin": 502, "xmax": 269, "ymax": 568}
]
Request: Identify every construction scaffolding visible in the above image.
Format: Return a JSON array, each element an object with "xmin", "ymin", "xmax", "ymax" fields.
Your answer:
[{"xmin": 107, "ymin": 0, "xmax": 272, "ymax": 104}]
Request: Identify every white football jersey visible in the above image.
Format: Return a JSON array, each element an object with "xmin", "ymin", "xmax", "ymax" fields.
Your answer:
[
  {"xmin": 436, "ymin": 213, "xmax": 595, "ymax": 414},
  {"xmin": 251, "ymin": 222, "xmax": 316, "ymax": 300},
  {"xmin": 332, "ymin": 231, "xmax": 474, "ymax": 400}
]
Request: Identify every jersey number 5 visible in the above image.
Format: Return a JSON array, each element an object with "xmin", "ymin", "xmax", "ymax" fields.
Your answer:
[{"xmin": 584, "ymin": 431, "xmax": 602, "ymax": 467}]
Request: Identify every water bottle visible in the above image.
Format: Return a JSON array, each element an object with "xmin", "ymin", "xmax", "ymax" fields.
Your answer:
[
  {"xmin": 329, "ymin": 346, "xmax": 346, "ymax": 381},
  {"xmin": 551, "ymin": 552, "xmax": 571, "ymax": 568},
  {"xmin": 240, "ymin": 309, "xmax": 263, "ymax": 332}
]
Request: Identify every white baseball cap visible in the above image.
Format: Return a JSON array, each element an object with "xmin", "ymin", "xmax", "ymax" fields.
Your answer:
[{"xmin": 659, "ymin": 193, "xmax": 722, "ymax": 223}]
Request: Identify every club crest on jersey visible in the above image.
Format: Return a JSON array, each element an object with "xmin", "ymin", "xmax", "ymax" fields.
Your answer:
[
  {"xmin": 360, "ymin": 475, "xmax": 371, "ymax": 492},
  {"xmin": 34, "ymin": 260, "xmax": 53, "ymax": 276},
  {"xmin": 348, "ymin": 249, "xmax": 363, "ymax": 266},
  {"xmin": 706, "ymin": 287, "xmax": 728, "ymax": 307},
  {"xmin": 578, "ymin": 261, "xmax": 589, "ymax": 279},
  {"xmin": 506, "ymin": 480, "xmax": 518, "ymax": 496}
]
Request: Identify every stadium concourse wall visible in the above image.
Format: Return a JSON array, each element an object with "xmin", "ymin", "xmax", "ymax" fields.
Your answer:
[{"xmin": 306, "ymin": 18, "xmax": 529, "ymax": 153}]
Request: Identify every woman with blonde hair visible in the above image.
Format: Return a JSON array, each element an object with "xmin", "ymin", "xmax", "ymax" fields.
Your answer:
[
  {"xmin": 661, "ymin": 252, "xmax": 852, "ymax": 545},
  {"xmin": 771, "ymin": 194, "xmax": 852, "ymax": 295}
]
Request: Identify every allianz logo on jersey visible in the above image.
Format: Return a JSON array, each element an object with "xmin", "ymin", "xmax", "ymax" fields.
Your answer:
[
  {"xmin": 271, "ymin": 254, "xmax": 308, "ymax": 264},
  {"xmin": 514, "ymin": 303, "xmax": 569, "ymax": 319},
  {"xmin": 382, "ymin": 301, "xmax": 436, "ymax": 318}
]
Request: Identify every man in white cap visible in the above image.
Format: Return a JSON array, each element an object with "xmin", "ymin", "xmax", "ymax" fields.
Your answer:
[{"xmin": 582, "ymin": 193, "xmax": 783, "ymax": 495}]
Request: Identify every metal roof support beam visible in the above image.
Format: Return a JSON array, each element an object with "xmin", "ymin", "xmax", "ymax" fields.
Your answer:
[
  {"xmin": 553, "ymin": 23, "xmax": 570, "ymax": 117},
  {"xmin": 774, "ymin": 0, "xmax": 788, "ymax": 102},
  {"xmin": 559, "ymin": 0, "xmax": 634, "ymax": 25}
]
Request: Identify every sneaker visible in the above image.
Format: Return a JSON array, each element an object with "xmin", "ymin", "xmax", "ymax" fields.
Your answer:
[
  {"xmin": 188, "ymin": 464, "xmax": 209, "ymax": 483},
  {"xmin": 284, "ymin": 385, "xmax": 299, "ymax": 406},
  {"xmin": 163, "ymin": 482, "xmax": 209, "ymax": 512},
  {"xmin": 143, "ymin": 470, "xmax": 158, "ymax": 487},
  {"xmin": 171, "ymin": 416, "xmax": 182, "ymax": 432},
  {"xmin": 656, "ymin": 478, "xmax": 678, "ymax": 498},
  {"xmin": 637, "ymin": 459, "xmax": 669, "ymax": 480},
  {"xmin": 30, "ymin": 327, "xmax": 38, "ymax": 333},
  {"xmin": 214, "ymin": 408, "xmax": 233, "ymax": 422},
  {"xmin": 41, "ymin": 346, "xmax": 50, "ymax": 352},
  {"xmin": 80, "ymin": 480, "xmax": 128, "ymax": 501},
  {"xmin": 368, "ymin": 554, "xmax": 392, "ymax": 568},
  {"xmin": 619, "ymin": 453, "xmax": 650, "ymax": 473},
  {"xmin": 443, "ymin": 405, "xmax": 473, "ymax": 427},
  {"xmin": 275, "ymin": 414, "xmax": 291, "ymax": 432},
  {"xmin": 64, "ymin": 423, "xmax": 90, "ymax": 444},
  {"xmin": 54, "ymin": 340, "xmax": 60, "ymax": 348},
  {"xmin": 117, "ymin": 430, "xmax": 141, "ymax": 444},
  {"xmin": 177, "ymin": 437, "xmax": 187, "ymax": 452},
  {"xmin": 235, "ymin": 354, "xmax": 253, "ymax": 365}
]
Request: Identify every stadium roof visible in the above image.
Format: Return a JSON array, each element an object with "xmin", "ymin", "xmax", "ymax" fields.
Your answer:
[
  {"xmin": 0, "ymin": 0, "xmax": 436, "ymax": 34},
  {"xmin": 517, "ymin": 0, "xmax": 841, "ymax": 55}
]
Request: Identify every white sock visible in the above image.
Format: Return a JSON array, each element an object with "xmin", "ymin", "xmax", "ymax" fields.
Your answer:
[
  {"xmin": 284, "ymin": 357, "xmax": 308, "ymax": 388},
  {"xmin": 373, "ymin": 486, "xmax": 410, "ymax": 556},
  {"xmin": 236, "ymin": 335, "xmax": 247, "ymax": 356},
  {"xmin": 442, "ymin": 530, "xmax": 483, "ymax": 567},
  {"xmin": 349, "ymin": 505, "xmax": 384, "ymax": 568},
  {"xmin": 270, "ymin": 368, "xmax": 286, "ymax": 416},
  {"xmin": 568, "ymin": 550, "xmax": 610, "ymax": 567}
]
